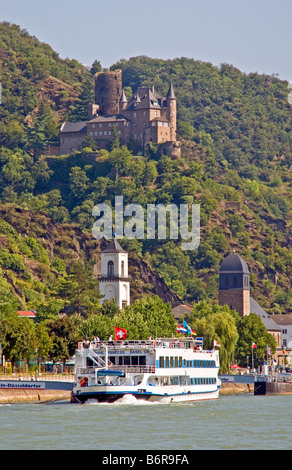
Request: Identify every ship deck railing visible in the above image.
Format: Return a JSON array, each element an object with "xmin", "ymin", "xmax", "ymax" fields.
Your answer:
[
  {"xmin": 76, "ymin": 365, "xmax": 155, "ymax": 376},
  {"xmin": 78, "ymin": 338, "xmax": 212, "ymax": 352}
]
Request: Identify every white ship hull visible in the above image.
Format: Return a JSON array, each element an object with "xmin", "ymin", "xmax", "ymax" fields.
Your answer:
[{"xmin": 72, "ymin": 384, "xmax": 220, "ymax": 404}]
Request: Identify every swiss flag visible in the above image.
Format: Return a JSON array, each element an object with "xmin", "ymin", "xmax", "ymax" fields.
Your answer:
[{"xmin": 115, "ymin": 326, "xmax": 127, "ymax": 341}]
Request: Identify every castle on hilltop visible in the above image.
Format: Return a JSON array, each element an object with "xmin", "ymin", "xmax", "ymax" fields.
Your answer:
[{"xmin": 59, "ymin": 69, "xmax": 181, "ymax": 158}]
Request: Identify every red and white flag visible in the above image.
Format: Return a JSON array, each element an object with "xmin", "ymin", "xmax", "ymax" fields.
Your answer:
[
  {"xmin": 252, "ymin": 342, "xmax": 257, "ymax": 349},
  {"xmin": 115, "ymin": 326, "xmax": 127, "ymax": 341},
  {"xmin": 213, "ymin": 340, "xmax": 221, "ymax": 347}
]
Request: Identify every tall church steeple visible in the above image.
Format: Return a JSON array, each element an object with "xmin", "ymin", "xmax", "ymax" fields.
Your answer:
[{"xmin": 99, "ymin": 239, "xmax": 130, "ymax": 309}]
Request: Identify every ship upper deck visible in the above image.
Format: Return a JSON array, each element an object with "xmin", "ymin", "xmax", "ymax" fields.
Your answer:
[{"xmin": 77, "ymin": 338, "xmax": 212, "ymax": 353}]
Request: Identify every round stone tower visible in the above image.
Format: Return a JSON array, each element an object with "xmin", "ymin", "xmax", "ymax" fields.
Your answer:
[
  {"xmin": 166, "ymin": 81, "xmax": 177, "ymax": 142},
  {"xmin": 219, "ymin": 252, "xmax": 250, "ymax": 317},
  {"xmin": 94, "ymin": 70, "xmax": 122, "ymax": 116}
]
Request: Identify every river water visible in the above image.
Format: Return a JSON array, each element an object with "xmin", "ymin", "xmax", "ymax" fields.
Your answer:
[{"xmin": 0, "ymin": 394, "xmax": 291, "ymax": 451}]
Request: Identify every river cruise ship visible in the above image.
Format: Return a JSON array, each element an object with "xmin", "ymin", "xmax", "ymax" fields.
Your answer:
[{"xmin": 71, "ymin": 337, "xmax": 221, "ymax": 403}]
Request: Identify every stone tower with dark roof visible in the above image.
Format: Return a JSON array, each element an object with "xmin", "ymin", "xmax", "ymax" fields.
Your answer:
[{"xmin": 219, "ymin": 252, "xmax": 250, "ymax": 317}]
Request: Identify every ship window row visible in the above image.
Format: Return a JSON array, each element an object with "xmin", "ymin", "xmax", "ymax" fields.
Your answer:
[
  {"xmin": 159, "ymin": 357, "xmax": 216, "ymax": 368},
  {"xmin": 190, "ymin": 377, "xmax": 217, "ymax": 385},
  {"xmin": 109, "ymin": 355, "xmax": 146, "ymax": 366},
  {"xmin": 148, "ymin": 376, "xmax": 217, "ymax": 386}
]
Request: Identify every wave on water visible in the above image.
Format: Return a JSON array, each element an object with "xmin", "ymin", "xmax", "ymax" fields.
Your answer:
[{"xmin": 84, "ymin": 394, "xmax": 165, "ymax": 406}]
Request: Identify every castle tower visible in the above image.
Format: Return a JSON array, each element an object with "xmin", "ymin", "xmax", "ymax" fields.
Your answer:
[
  {"xmin": 219, "ymin": 252, "xmax": 250, "ymax": 317},
  {"xmin": 166, "ymin": 81, "xmax": 176, "ymax": 142},
  {"xmin": 95, "ymin": 70, "xmax": 122, "ymax": 116},
  {"xmin": 99, "ymin": 239, "xmax": 130, "ymax": 310},
  {"xmin": 119, "ymin": 89, "xmax": 128, "ymax": 112}
]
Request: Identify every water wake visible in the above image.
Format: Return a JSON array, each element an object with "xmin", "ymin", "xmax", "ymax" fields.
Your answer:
[{"xmin": 84, "ymin": 394, "xmax": 163, "ymax": 406}]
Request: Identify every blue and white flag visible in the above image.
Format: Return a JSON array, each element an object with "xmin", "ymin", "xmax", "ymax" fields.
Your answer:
[{"xmin": 183, "ymin": 320, "xmax": 196, "ymax": 335}]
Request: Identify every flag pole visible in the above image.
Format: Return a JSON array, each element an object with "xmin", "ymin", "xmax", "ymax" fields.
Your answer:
[{"xmin": 251, "ymin": 341, "xmax": 254, "ymax": 370}]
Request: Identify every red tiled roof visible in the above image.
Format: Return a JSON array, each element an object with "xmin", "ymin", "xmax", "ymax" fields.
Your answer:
[{"xmin": 18, "ymin": 311, "xmax": 36, "ymax": 318}]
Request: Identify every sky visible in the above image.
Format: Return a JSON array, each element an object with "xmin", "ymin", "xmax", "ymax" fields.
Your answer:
[{"xmin": 1, "ymin": 0, "xmax": 292, "ymax": 81}]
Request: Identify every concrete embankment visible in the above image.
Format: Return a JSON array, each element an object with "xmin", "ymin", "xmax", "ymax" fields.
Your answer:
[
  {"xmin": 0, "ymin": 375, "xmax": 74, "ymax": 404},
  {"xmin": 0, "ymin": 388, "xmax": 72, "ymax": 404},
  {"xmin": 219, "ymin": 382, "xmax": 254, "ymax": 395}
]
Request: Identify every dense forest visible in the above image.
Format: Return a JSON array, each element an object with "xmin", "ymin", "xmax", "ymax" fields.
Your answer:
[{"xmin": 0, "ymin": 22, "xmax": 290, "ymax": 369}]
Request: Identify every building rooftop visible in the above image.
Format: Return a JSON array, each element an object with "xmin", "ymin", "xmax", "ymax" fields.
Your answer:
[
  {"xmin": 219, "ymin": 252, "xmax": 250, "ymax": 274},
  {"xmin": 270, "ymin": 315, "xmax": 292, "ymax": 326},
  {"xmin": 102, "ymin": 238, "xmax": 126, "ymax": 253},
  {"xmin": 88, "ymin": 114, "xmax": 130, "ymax": 123},
  {"xmin": 171, "ymin": 304, "xmax": 192, "ymax": 320},
  {"xmin": 60, "ymin": 121, "xmax": 87, "ymax": 133},
  {"xmin": 18, "ymin": 310, "xmax": 36, "ymax": 319},
  {"xmin": 250, "ymin": 297, "xmax": 281, "ymax": 331}
]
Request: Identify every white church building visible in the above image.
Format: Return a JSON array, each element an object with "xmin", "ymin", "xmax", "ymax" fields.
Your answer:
[{"xmin": 98, "ymin": 238, "xmax": 130, "ymax": 309}]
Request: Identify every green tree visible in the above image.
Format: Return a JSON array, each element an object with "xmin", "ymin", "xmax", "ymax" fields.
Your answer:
[
  {"xmin": 186, "ymin": 301, "xmax": 239, "ymax": 373},
  {"xmin": 45, "ymin": 315, "xmax": 83, "ymax": 367},
  {"xmin": 55, "ymin": 260, "xmax": 100, "ymax": 315},
  {"xmin": 0, "ymin": 276, "xmax": 18, "ymax": 320},
  {"xmin": 113, "ymin": 296, "xmax": 176, "ymax": 339},
  {"xmin": 235, "ymin": 313, "xmax": 277, "ymax": 368},
  {"xmin": 0, "ymin": 313, "xmax": 37, "ymax": 370},
  {"xmin": 69, "ymin": 166, "xmax": 90, "ymax": 200}
]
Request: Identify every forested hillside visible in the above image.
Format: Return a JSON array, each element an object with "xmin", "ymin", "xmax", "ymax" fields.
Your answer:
[{"xmin": 0, "ymin": 23, "xmax": 291, "ymax": 317}]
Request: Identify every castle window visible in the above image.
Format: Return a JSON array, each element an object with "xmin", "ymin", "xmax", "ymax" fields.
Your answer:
[
  {"xmin": 143, "ymin": 111, "xmax": 146, "ymax": 117},
  {"xmin": 108, "ymin": 123, "xmax": 112, "ymax": 127},
  {"xmin": 99, "ymin": 131, "xmax": 103, "ymax": 136},
  {"xmin": 99, "ymin": 124, "xmax": 102, "ymax": 128},
  {"xmin": 225, "ymin": 276, "xmax": 229, "ymax": 287},
  {"xmin": 107, "ymin": 261, "xmax": 114, "ymax": 277},
  {"xmin": 170, "ymin": 102, "xmax": 173, "ymax": 107},
  {"xmin": 233, "ymin": 276, "xmax": 238, "ymax": 287},
  {"xmin": 92, "ymin": 124, "xmax": 95, "ymax": 128},
  {"xmin": 134, "ymin": 112, "xmax": 137, "ymax": 118},
  {"xmin": 104, "ymin": 131, "xmax": 107, "ymax": 135}
]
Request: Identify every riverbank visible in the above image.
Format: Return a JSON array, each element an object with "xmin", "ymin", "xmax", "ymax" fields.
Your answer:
[
  {"xmin": 219, "ymin": 382, "xmax": 254, "ymax": 395},
  {"xmin": 0, "ymin": 388, "xmax": 72, "ymax": 404}
]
